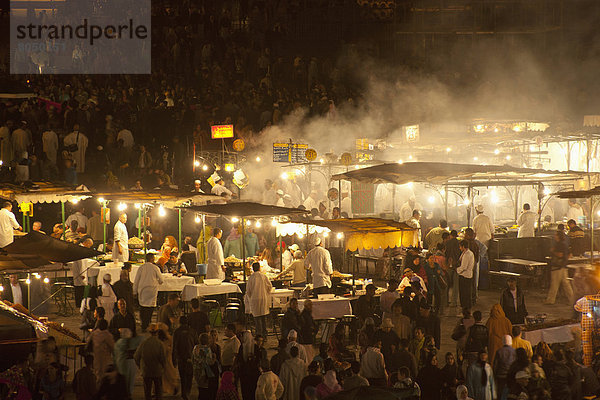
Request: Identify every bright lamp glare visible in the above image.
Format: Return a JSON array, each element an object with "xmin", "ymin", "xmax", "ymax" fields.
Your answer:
[
  {"xmin": 494, "ymin": 149, "xmax": 500, "ymax": 155},
  {"xmin": 397, "ymin": 159, "xmax": 403, "ymax": 164},
  {"xmin": 231, "ymin": 217, "xmax": 239, "ymax": 223},
  {"xmin": 98, "ymin": 197, "xmax": 105, "ymax": 203},
  {"xmin": 336, "ymin": 233, "xmax": 343, "ymax": 240},
  {"xmin": 34, "ymin": 273, "xmax": 40, "ymax": 279},
  {"xmin": 271, "ymin": 218, "xmax": 277, "ymax": 227},
  {"xmin": 158, "ymin": 205, "xmax": 166, "ymax": 217},
  {"xmin": 297, "ymin": 233, "xmax": 304, "ymax": 239},
  {"xmin": 43, "ymin": 277, "xmax": 49, "ymax": 284},
  {"xmin": 506, "ymin": 155, "xmax": 511, "ymax": 161},
  {"xmin": 117, "ymin": 202, "xmax": 127, "ymax": 211},
  {"xmin": 473, "ymin": 157, "xmax": 478, "ymax": 161},
  {"xmin": 446, "ymin": 147, "xmax": 451, "ymax": 152},
  {"xmin": 246, "ymin": 220, "xmax": 252, "ymax": 226},
  {"xmin": 202, "ymin": 165, "xmax": 208, "ymax": 171},
  {"xmin": 25, "ymin": 279, "xmax": 31, "ymax": 285},
  {"xmin": 428, "ymin": 196, "xmax": 435, "ymax": 204},
  {"xmin": 0, "ymin": 285, "xmax": 3, "ymax": 292},
  {"xmin": 194, "ymin": 215, "xmax": 201, "ymax": 223},
  {"xmin": 323, "ymin": 231, "xmax": 329, "ymax": 237},
  {"xmin": 281, "ymin": 172, "xmax": 288, "ymax": 180},
  {"xmin": 491, "ymin": 191, "xmax": 499, "ymax": 204},
  {"xmin": 256, "ymin": 156, "xmax": 261, "ymax": 162},
  {"xmin": 194, "ymin": 160, "xmax": 200, "ymax": 167},
  {"xmin": 543, "ymin": 188, "xmax": 551, "ymax": 196},
  {"xmin": 255, "ymin": 221, "xmax": 262, "ymax": 228},
  {"xmin": 463, "ymin": 198, "xmax": 470, "ymax": 206},
  {"xmin": 134, "ymin": 203, "xmax": 141, "ymax": 209},
  {"xmin": 71, "ymin": 198, "xmax": 79, "ymax": 204}
]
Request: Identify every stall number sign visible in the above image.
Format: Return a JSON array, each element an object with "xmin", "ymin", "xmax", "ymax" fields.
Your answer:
[
  {"xmin": 211, "ymin": 125, "xmax": 234, "ymax": 139},
  {"xmin": 273, "ymin": 143, "xmax": 309, "ymax": 163}
]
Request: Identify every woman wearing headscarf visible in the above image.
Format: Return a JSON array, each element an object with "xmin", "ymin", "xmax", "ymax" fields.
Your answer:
[
  {"xmin": 113, "ymin": 327, "xmax": 142, "ymax": 397},
  {"xmin": 416, "ymin": 352, "xmax": 442, "ymax": 400},
  {"xmin": 224, "ymin": 226, "xmax": 243, "ymax": 259},
  {"xmin": 216, "ymin": 371, "xmax": 239, "ymax": 400},
  {"xmin": 466, "ymin": 351, "xmax": 495, "ymax": 400},
  {"xmin": 235, "ymin": 331, "xmax": 263, "ymax": 400},
  {"xmin": 441, "ymin": 352, "xmax": 461, "ymax": 400},
  {"xmin": 156, "ymin": 322, "xmax": 179, "ymax": 396},
  {"xmin": 86, "ymin": 319, "xmax": 114, "ymax": 383},
  {"xmin": 485, "ymin": 304, "xmax": 512, "ymax": 366},
  {"xmin": 316, "ymin": 370, "xmax": 342, "ymax": 399},
  {"xmin": 456, "ymin": 384, "xmax": 474, "ymax": 400}
]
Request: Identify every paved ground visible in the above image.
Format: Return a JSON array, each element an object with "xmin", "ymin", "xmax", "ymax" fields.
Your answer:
[{"xmin": 48, "ymin": 285, "xmax": 575, "ymax": 399}]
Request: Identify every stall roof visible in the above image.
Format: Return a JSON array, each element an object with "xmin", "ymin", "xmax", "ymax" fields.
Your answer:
[
  {"xmin": 91, "ymin": 190, "xmax": 218, "ymax": 207},
  {"xmin": 291, "ymin": 218, "xmax": 416, "ymax": 234},
  {"xmin": 0, "ymin": 182, "xmax": 90, "ymax": 204},
  {"xmin": 555, "ymin": 187, "xmax": 600, "ymax": 199},
  {"xmin": 331, "ymin": 162, "xmax": 588, "ymax": 187},
  {"xmin": 186, "ymin": 202, "xmax": 309, "ymax": 218}
]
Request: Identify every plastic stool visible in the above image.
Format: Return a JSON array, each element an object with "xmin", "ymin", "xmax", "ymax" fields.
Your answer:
[
  {"xmin": 342, "ymin": 315, "xmax": 358, "ymax": 345},
  {"xmin": 224, "ymin": 306, "xmax": 240, "ymax": 324}
]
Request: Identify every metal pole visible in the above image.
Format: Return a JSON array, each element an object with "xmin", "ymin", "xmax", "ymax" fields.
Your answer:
[
  {"xmin": 241, "ymin": 218, "xmax": 246, "ymax": 282},
  {"xmin": 537, "ymin": 184, "xmax": 543, "ymax": 237},
  {"xmin": 466, "ymin": 187, "xmax": 472, "ymax": 227},
  {"xmin": 27, "ymin": 272, "xmax": 31, "ymax": 311},
  {"xmin": 338, "ymin": 180, "xmax": 342, "ymax": 213},
  {"xmin": 591, "ymin": 197, "xmax": 595, "ymax": 264},
  {"xmin": 178, "ymin": 208, "xmax": 182, "ymax": 252},
  {"xmin": 138, "ymin": 207, "xmax": 142, "ymax": 239},
  {"xmin": 142, "ymin": 206, "xmax": 147, "ymax": 256},
  {"xmin": 61, "ymin": 201, "xmax": 66, "ymax": 240},
  {"xmin": 444, "ymin": 185, "xmax": 449, "ymax": 221},
  {"xmin": 201, "ymin": 214, "xmax": 206, "ymax": 263},
  {"xmin": 102, "ymin": 203, "xmax": 106, "ymax": 252}
]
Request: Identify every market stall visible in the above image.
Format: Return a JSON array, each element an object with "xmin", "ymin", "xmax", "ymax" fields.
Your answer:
[{"xmin": 185, "ymin": 202, "xmax": 309, "ymax": 281}]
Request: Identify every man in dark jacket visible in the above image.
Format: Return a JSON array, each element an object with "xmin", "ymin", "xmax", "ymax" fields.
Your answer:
[
  {"xmin": 500, "ymin": 277, "xmax": 528, "ymax": 325},
  {"xmin": 493, "ymin": 335, "xmax": 516, "ymax": 396},
  {"xmin": 282, "ymin": 298, "xmax": 301, "ymax": 340},
  {"xmin": 172, "ymin": 316, "xmax": 198, "ymax": 400},
  {"xmin": 109, "ymin": 298, "xmax": 136, "ymax": 340},
  {"xmin": 134, "ymin": 323, "xmax": 166, "ymax": 400},
  {"xmin": 112, "ymin": 269, "xmax": 135, "ymax": 315},
  {"xmin": 465, "ymin": 310, "xmax": 489, "ymax": 354}
]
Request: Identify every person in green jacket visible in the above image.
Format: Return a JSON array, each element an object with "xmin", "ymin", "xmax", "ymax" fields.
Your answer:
[
  {"xmin": 224, "ymin": 226, "xmax": 243, "ymax": 259},
  {"xmin": 245, "ymin": 227, "xmax": 260, "ymax": 257}
]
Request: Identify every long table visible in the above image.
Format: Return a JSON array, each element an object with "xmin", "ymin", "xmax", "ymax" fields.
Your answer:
[
  {"xmin": 298, "ymin": 297, "xmax": 352, "ymax": 320},
  {"xmin": 182, "ymin": 282, "xmax": 242, "ymax": 301},
  {"xmin": 89, "ymin": 264, "xmax": 193, "ymax": 292},
  {"xmin": 522, "ymin": 323, "xmax": 580, "ymax": 346}
]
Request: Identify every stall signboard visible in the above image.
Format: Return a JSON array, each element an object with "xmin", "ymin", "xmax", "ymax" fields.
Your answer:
[
  {"xmin": 273, "ymin": 143, "xmax": 309, "ymax": 163},
  {"xmin": 233, "ymin": 139, "xmax": 245, "ymax": 151},
  {"xmin": 211, "ymin": 125, "xmax": 234, "ymax": 139},
  {"xmin": 404, "ymin": 125, "xmax": 419, "ymax": 143}
]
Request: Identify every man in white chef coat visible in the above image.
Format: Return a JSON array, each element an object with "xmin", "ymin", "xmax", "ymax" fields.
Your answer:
[
  {"xmin": 517, "ymin": 203, "xmax": 537, "ymax": 238},
  {"xmin": 472, "ymin": 205, "xmax": 494, "ymax": 247},
  {"xmin": 206, "ymin": 228, "xmax": 225, "ymax": 280},
  {"xmin": 0, "ymin": 201, "xmax": 21, "ymax": 248},
  {"xmin": 210, "ymin": 173, "xmax": 233, "ymax": 204},
  {"xmin": 245, "ymin": 262, "xmax": 272, "ymax": 339},
  {"xmin": 113, "ymin": 213, "xmax": 129, "ymax": 262},
  {"xmin": 133, "ymin": 253, "xmax": 164, "ymax": 332},
  {"xmin": 305, "ymin": 237, "xmax": 333, "ymax": 296}
]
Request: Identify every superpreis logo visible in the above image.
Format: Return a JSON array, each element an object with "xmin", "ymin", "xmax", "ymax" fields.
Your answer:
[{"xmin": 10, "ymin": 0, "xmax": 151, "ymax": 74}]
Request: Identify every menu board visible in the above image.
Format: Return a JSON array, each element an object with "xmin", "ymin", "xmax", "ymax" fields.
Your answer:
[{"xmin": 273, "ymin": 143, "xmax": 309, "ymax": 163}]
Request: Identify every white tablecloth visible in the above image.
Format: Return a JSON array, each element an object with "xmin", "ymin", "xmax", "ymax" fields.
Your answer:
[
  {"xmin": 182, "ymin": 282, "xmax": 242, "ymax": 301},
  {"xmin": 298, "ymin": 298, "xmax": 352, "ymax": 320},
  {"xmin": 159, "ymin": 274, "xmax": 195, "ymax": 292},
  {"xmin": 271, "ymin": 289, "xmax": 294, "ymax": 308},
  {"xmin": 89, "ymin": 263, "xmax": 141, "ymax": 284},
  {"xmin": 523, "ymin": 323, "xmax": 580, "ymax": 345}
]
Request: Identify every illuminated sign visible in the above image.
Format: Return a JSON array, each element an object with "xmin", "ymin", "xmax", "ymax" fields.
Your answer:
[
  {"xmin": 404, "ymin": 125, "xmax": 419, "ymax": 143},
  {"xmin": 211, "ymin": 125, "xmax": 234, "ymax": 139},
  {"xmin": 273, "ymin": 143, "xmax": 309, "ymax": 163}
]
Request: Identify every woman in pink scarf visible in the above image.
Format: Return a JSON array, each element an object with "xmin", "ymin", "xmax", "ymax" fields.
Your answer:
[
  {"xmin": 216, "ymin": 371, "xmax": 239, "ymax": 400},
  {"xmin": 316, "ymin": 370, "xmax": 342, "ymax": 399}
]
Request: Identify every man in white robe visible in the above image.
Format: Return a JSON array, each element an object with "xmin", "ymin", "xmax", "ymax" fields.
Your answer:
[
  {"xmin": 11, "ymin": 122, "xmax": 30, "ymax": 160},
  {"xmin": 113, "ymin": 213, "xmax": 129, "ymax": 262},
  {"xmin": 98, "ymin": 273, "xmax": 117, "ymax": 321},
  {"xmin": 279, "ymin": 344, "xmax": 308, "ymax": 400},
  {"xmin": 133, "ymin": 253, "xmax": 164, "ymax": 331},
  {"xmin": 42, "ymin": 128, "xmax": 58, "ymax": 165},
  {"xmin": 206, "ymin": 228, "xmax": 225, "ymax": 280},
  {"xmin": 305, "ymin": 237, "xmax": 333, "ymax": 295},
  {"xmin": 245, "ymin": 262, "xmax": 272, "ymax": 339},
  {"xmin": 63, "ymin": 124, "xmax": 89, "ymax": 173},
  {"xmin": 0, "ymin": 201, "xmax": 21, "ymax": 247},
  {"xmin": 117, "ymin": 128, "xmax": 135, "ymax": 148}
]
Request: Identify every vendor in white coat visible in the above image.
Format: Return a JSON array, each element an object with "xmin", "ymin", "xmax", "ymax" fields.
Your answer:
[
  {"xmin": 281, "ymin": 243, "xmax": 298, "ymax": 269},
  {"xmin": 206, "ymin": 228, "xmax": 225, "ymax": 280},
  {"xmin": 245, "ymin": 262, "xmax": 272, "ymax": 339},
  {"xmin": 98, "ymin": 273, "xmax": 117, "ymax": 321},
  {"xmin": 305, "ymin": 237, "xmax": 333, "ymax": 296},
  {"xmin": 210, "ymin": 173, "xmax": 233, "ymax": 204},
  {"xmin": 133, "ymin": 253, "xmax": 164, "ymax": 332},
  {"xmin": 517, "ymin": 203, "xmax": 537, "ymax": 238},
  {"xmin": 113, "ymin": 213, "xmax": 129, "ymax": 262}
]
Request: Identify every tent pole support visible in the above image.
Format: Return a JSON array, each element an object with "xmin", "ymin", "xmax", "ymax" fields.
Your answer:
[
  {"xmin": 201, "ymin": 214, "xmax": 206, "ymax": 263},
  {"xmin": 178, "ymin": 208, "xmax": 182, "ymax": 252},
  {"xmin": 61, "ymin": 201, "xmax": 65, "ymax": 240},
  {"xmin": 444, "ymin": 185, "xmax": 449, "ymax": 222},
  {"xmin": 27, "ymin": 272, "xmax": 31, "ymax": 311},
  {"xmin": 591, "ymin": 197, "xmax": 595, "ymax": 264},
  {"xmin": 142, "ymin": 206, "xmax": 147, "ymax": 256},
  {"xmin": 242, "ymin": 218, "xmax": 246, "ymax": 282},
  {"xmin": 138, "ymin": 207, "xmax": 142, "ymax": 239},
  {"xmin": 102, "ymin": 203, "xmax": 106, "ymax": 253},
  {"xmin": 466, "ymin": 187, "xmax": 472, "ymax": 228}
]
